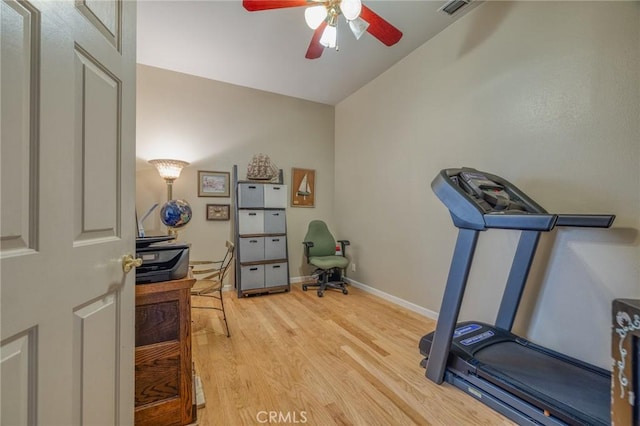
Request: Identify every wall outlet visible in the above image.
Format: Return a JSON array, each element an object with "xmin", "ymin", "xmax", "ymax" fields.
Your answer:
[{"xmin": 351, "ymin": 263, "xmax": 356, "ymax": 272}]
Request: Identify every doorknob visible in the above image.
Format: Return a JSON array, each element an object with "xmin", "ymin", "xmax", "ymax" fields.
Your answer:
[{"xmin": 122, "ymin": 254, "xmax": 142, "ymax": 273}]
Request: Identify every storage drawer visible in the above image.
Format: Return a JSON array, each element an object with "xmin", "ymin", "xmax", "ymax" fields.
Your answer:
[
  {"xmin": 240, "ymin": 265, "xmax": 265, "ymax": 290},
  {"xmin": 264, "ymin": 210, "xmax": 286, "ymax": 234},
  {"xmin": 264, "ymin": 236, "xmax": 286, "ymax": 260},
  {"xmin": 238, "ymin": 183, "xmax": 264, "ymax": 208},
  {"xmin": 238, "ymin": 210, "xmax": 264, "ymax": 235},
  {"xmin": 239, "ymin": 237, "xmax": 264, "ymax": 262},
  {"xmin": 264, "ymin": 184, "xmax": 287, "ymax": 208},
  {"xmin": 265, "ymin": 262, "xmax": 288, "ymax": 288}
]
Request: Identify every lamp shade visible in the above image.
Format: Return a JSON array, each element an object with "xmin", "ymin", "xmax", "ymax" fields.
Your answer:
[
  {"xmin": 149, "ymin": 159, "xmax": 189, "ymax": 180},
  {"xmin": 340, "ymin": 0, "xmax": 361, "ymax": 21},
  {"xmin": 305, "ymin": 5, "xmax": 327, "ymax": 30},
  {"xmin": 320, "ymin": 24, "xmax": 337, "ymax": 48}
]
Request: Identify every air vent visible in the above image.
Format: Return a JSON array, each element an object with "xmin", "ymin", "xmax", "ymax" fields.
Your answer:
[{"xmin": 440, "ymin": 0, "xmax": 471, "ymax": 16}]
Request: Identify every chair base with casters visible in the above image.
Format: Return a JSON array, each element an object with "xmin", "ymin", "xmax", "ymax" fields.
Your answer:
[
  {"xmin": 302, "ymin": 220, "xmax": 351, "ymax": 298},
  {"xmin": 302, "ymin": 267, "xmax": 349, "ymax": 297},
  {"xmin": 190, "ymin": 240, "xmax": 234, "ymax": 337}
]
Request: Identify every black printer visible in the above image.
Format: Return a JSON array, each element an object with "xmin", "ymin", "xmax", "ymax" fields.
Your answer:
[{"xmin": 135, "ymin": 236, "xmax": 190, "ymax": 284}]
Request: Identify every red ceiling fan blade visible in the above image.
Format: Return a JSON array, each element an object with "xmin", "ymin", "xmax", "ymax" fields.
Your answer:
[
  {"xmin": 243, "ymin": 0, "xmax": 310, "ymax": 11},
  {"xmin": 305, "ymin": 20, "xmax": 327, "ymax": 59},
  {"xmin": 360, "ymin": 5, "xmax": 402, "ymax": 46}
]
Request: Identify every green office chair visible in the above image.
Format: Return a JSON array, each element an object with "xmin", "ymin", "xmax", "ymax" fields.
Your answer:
[{"xmin": 302, "ymin": 220, "xmax": 350, "ymax": 297}]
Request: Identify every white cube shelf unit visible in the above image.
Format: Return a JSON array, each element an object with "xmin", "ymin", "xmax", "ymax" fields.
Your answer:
[{"xmin": 233, "ymin": 165, "xmax": 290, "ymax": 297}]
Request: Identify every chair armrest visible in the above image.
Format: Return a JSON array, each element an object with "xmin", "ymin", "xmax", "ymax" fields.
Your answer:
[
  {"xmin": 337, "ymin": 240, "xmax": 350, "ymax": 256},
  {"xmin": 302, "ymin": 241, "xmax": 314, "ymax": 263}
]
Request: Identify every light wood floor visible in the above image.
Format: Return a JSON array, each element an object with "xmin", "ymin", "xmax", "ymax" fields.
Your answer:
[{"xmin": 191, "ymin": 283, "xmax": 515, "ymax": 426}]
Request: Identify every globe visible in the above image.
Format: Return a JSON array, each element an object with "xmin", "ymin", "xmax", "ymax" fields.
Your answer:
[{"xmin": 160, "ymin": 199, "xmax": 192, "ymax": 228}]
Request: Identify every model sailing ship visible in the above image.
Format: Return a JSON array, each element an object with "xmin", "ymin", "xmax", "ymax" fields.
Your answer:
[{"xmin": 247, "ymin": 154, "xmax": 279, "ymax": 181}]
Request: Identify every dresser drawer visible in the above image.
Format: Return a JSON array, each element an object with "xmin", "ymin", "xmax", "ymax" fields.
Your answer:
[
  {"xmin": 238, "ymin": 183, "xmax": 264, "ymax": 208},
  {"xmin": 264, "ymin": 236, "xmax": 286, "ymax": 260},
  {"xmin": 240, "ymin": 265, "xmax": 265, "ymax": 290},
  {"xmin": 265, "ymin": 262, "xmax": 288, "ymax": 288},
  {"xmin": 264, "ymin": 184, "xmax": 287, "ymax": 208},
  {"xmin": 239, "ymin": 237, "xmax": 264, "ymax": 262},
  {"xmin": 238, "ymin": 210, "xmax": 264, "ymax": 235},
  {"xmin": 264, "ymin": 210, "xmax": 286, "ymax": 233}
]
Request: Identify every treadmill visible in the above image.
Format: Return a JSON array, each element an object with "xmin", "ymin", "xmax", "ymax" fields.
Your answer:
[{"xmin": 419, "ymin": 167, "xmax": 615, "ymax": 426}]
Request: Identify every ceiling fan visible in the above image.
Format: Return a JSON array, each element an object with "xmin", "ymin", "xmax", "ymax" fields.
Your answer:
[{"xmin": 242, "ymin": 0, "xmax": 403, "ymax": 59}]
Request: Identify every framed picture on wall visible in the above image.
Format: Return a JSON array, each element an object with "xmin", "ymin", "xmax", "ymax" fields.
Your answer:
[
  {"xmin": 291, "ymin": 167, "xmax": 315, "ymax": 207},
  {"xmin": 198, "ymin": 171, "xmax": 230, "ymax": 197},
  {"xmin": 206, "ymin": 204, "xmax": 230, "ymax": 221}
]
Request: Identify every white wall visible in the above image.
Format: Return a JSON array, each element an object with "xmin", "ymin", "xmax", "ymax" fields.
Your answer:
[
  {"xmin": 334, "ymin": 1, "xmax": 640, "ymax": 368},
  {"xmin": 136, "ymin": 65, "xmax": 336, "ymax": 280}
]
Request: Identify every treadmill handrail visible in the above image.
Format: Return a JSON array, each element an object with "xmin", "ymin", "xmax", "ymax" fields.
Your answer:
[
  {"xmin": 555, "ymin": 214, "xmax": 615, "ymax": 228},
  {"xmin": 483, "ymin": 213, "xmax": 557, "ymax": 231}
]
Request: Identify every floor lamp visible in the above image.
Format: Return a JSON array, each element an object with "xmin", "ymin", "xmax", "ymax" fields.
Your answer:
[
  {"xmin": 149, "ymin": 159, "xmax": 189, "ymax": 200},
  {"xmin": 149, "ymin": 159, "xmax": 190, "ymax": 237}
]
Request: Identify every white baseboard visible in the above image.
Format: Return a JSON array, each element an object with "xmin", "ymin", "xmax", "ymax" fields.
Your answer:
[
  {"xmin": 345, "ymin": 277, "xmax": 439, "ymax": 320},
  {"xmin": 290, "ymin": 275, "xmax": 439, "ymax": 320},
  {"xmin": 290, "ymin": 275, "xmax": 312, "ymax": 284}
]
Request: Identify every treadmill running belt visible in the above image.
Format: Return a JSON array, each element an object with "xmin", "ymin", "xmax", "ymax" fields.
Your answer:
[{"xmin": 474, "ymin": 342, "xmax": 609, "ymax": 425}]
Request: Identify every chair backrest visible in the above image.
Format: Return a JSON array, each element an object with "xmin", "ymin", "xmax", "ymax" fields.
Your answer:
[
  {"xmin": 304, "ymin": 220, "xmax": 336, "ymax": 257},
  {"xmin": 218, "ymin": 240, "xmax": 235, "ymax": 282},
  {"xmin": 192, "ymin": 240, "xmax": 235, "ymax": 282}
]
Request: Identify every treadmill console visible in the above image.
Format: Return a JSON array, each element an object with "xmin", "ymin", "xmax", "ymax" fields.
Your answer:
[
  {"xmin": 457, "ymin": 170, "xmax": 528, "ymax": 213},
  {"xmin": 432, "ymin": 167, "xmax": 551, "ymax": 231}
]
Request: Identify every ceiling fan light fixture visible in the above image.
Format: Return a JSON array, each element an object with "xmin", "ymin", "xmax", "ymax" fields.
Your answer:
[
  {"xmin": 319, "ymin": 24, "xmax": 337, "ymax": 48},
  {"xmin": 241, "ymin": 0, "xmax": 402, "ymax": 58},
  {"xmin": 340, "ymin": 0, "xmax": 362, "ymax": 21},
  {"xmin": 304, "ymin": 5, "xmax": 327, "ymax": 30},
  {"xmin": 348, "ymin": 16, "xmax": 369, "ymax": 40}
]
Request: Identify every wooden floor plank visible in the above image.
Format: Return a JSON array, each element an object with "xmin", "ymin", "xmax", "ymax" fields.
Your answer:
[{"xmin": 191, "ymin": 284, "xmax": 514, "ymax": 425}]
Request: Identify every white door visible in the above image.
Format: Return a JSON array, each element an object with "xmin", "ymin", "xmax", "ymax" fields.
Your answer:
[{"xmin": 1, "ymin": 0, "xmax": 136, "ymax": 424}]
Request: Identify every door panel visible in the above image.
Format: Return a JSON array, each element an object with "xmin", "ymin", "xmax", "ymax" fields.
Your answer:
[
  {"xmin": 73, "ymin": 293, "xmax": 118, "ymax": 425},
  {"xmin": 76, "ymin": 0, "xmax": 121, "ymax": 50},
  {"xmin": 1, "ymin": 0, "xmax": 136, "ymax": 424},
  {"xmin": 0, "ymin": 0, "xmax": 39, "ymax": 254},
  {"xmin": 73, "ymin": 45, "xmax": 120, "ymax": 243},
  {"xmin": 0, "ymin": 328, "xmax": 36, "ymax": 425}
]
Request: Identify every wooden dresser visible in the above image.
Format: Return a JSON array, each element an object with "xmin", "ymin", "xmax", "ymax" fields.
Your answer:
[{"xmin": 135, "ymin": 278, "xmax": 195, "ymax": 426}]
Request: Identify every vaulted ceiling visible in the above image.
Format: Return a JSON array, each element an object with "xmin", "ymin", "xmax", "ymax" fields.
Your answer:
[{"xmin": 137, "ymin": 0, "xmax": 480, "ymax": 105}]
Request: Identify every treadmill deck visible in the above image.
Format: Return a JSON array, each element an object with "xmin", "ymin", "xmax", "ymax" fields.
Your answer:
[
  {"xmin": 419, "ymin": 326, "xmax": 610, "ymax": 425},
  {"xmin": 473, "ymin": 341, "xmax": 610, "ymax": 425}
]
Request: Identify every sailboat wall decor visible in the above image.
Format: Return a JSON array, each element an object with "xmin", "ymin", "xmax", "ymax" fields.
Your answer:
[
  {"xmin": 291, "ymin": 167, "xmax": 315, "ymax": 207},
  {"xmin": 297, "ymin": 174, "xmax": 311, "ymax": 198}
]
